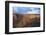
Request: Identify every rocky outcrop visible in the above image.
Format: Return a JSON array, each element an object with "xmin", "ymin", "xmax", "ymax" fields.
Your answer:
[{"xmin": 13, "ymin": 14, "xmax": 40, "ymax": 28}]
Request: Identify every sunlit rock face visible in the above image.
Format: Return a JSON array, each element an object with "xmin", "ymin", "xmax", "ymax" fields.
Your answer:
[{"xmin": 13, "ymin": 14, "xmax": 40, "ymax": 28}]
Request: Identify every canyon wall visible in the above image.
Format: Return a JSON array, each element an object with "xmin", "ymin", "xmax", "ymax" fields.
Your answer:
[{"xmin": 13, "ymin": 14, "xmax": 40, "ymax": 28}]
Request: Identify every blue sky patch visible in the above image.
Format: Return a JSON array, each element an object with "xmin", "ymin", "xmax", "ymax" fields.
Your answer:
[{"xmin": 13, "ymin": 7, "xmax": 40, "ymax": 14}]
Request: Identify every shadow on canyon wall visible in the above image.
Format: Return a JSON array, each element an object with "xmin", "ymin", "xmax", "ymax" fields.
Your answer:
[{"xmin": 13, "ymin": 14, "xmax": 40, "ymax": 28}]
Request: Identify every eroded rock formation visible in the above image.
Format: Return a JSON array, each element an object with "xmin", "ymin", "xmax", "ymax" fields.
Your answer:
[{"xmin": 13, "ymin": 14, "xmax": 40, "ymax": 28}]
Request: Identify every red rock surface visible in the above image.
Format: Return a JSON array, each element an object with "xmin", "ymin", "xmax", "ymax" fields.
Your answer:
[{"xmin": 13, "ymin": 14, "xmax": 40, "ymax": 28}]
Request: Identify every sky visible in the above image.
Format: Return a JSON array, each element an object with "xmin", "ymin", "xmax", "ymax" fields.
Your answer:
[{"xmin": 13, "ymin": 7, "xmax": 40, "ymax": 14}]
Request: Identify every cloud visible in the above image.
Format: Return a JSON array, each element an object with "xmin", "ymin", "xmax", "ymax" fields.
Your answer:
[{"xmin": 26, "ymin": 11, "xmax": 40, "ymax": 14}]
